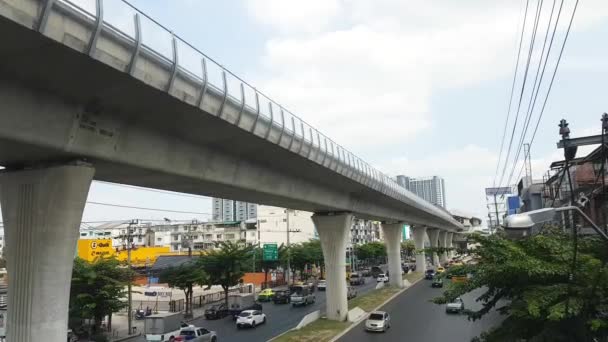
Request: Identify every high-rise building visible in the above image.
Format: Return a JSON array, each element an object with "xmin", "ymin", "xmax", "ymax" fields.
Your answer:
[
  {"xmin": 212, "ymin": 198, "xmax": 258, "ymax": 222},
  {"xmin": 395, "ymin": 175, "xmax": 447, "ymax": 208}
]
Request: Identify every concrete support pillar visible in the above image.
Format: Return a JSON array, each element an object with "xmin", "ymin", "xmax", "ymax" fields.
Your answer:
[
  {"xmin": 438, "ymin": 230, "xmax": 448, "ymax": 265},
  {"xmin": 447, "ymin": 232, "xmax": 454, "ymax": 258},
  {"xmin": 410, "ymin": 225, "xmax": 427, "ymax": 272},
  {"xmin": 381, "ymin": 223, "xmax": 404, "ymax": 288},
  {"xmin": 0, "ymin": 165, "xmax": 94, "ymax": 342},
  {"xmin": 427, "ymin": 228, "xmax": 440, "ymax": 266},
  {"xmin": 312, "ymin": 212, "xmax": 353, "ymax": 321}
]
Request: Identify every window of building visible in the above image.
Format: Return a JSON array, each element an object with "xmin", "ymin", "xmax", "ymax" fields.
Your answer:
[
  {"xmin": 283, "ymin": 218, "xmax": 287, "ymax": 222},
  {"xmin": 173, "ymin": 235, "xmax": 179, "ymax": 241},
  {"xmin": 205, "ymin": 234, "xmax": 212, "ymax": 239},
  {"xmin": 216, "ymin": 234, "xmax": 222, "ymax": 239},
  {"xmin": 260, "ymin": 219, "xmax": 267, "ymax": 223},
  {"xmin": 138, "ymin": 228, "xmax": 143, "ymax": 234},
  {"xmin": 157, "ymin": 237, "xmax": 162, "ymax": 242},
  {"xmin": 174, "ymin": 227, "xmax": 178, "ymax": 232},
  {"xmin": 80, "ymin": 233, "xmax": 87, "ymax": 237},
  {"xmin": 173, "ymin": 245, "xmax": 178, "ymax": 251},
  {"xmin": 138, "ymin": 237, "xmax": 142, "ymax": 243},
  {"xmin": 225, "ymin": 234, "xmax": 235, "ymax": 239}
]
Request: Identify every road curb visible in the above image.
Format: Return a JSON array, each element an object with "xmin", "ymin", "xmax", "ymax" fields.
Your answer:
[{"xmin": 328, "ymin": 274, "xmax": 424, "ymax": 342}]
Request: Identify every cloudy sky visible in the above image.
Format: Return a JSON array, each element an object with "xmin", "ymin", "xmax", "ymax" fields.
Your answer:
[{"xmin": 5, "ymin": 0, "xmax": 608, "ymax": 227}]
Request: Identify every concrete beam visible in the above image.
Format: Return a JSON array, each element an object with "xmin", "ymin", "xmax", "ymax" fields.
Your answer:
[
  {"xmin": 313, "ymin": 213, "xmax": 353, "ymax": 321},
  {"xmin": 427, "ymin": 228, "xmax": 440, "ymax": 266},
  {"xmin": 410, "ymin": 225, "xmax": 427, "ymax": 272},
  {"xmin": 0, "ymin": 164, "xmax": 94, "ymax": 342},
  {"xmin": 382, "ymin": 223, "xmax": 404, "ymax": 288}
]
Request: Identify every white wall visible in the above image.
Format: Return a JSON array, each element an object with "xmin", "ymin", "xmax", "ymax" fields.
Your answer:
[{"xmin": 257, "ymin": 206, "xmax": 317, "ymax": 246}]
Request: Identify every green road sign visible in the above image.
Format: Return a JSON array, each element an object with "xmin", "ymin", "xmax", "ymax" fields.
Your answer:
[{"xmin": 263, "ymin": 243, "xmax": 278, "ymax": 261}]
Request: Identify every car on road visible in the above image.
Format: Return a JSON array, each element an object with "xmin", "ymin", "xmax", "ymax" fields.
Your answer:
[
  {"xmin": 446, "ymin": 297, "xmax": 465, "ymax": 314},
  {"xmin": 436, "ymin": 266, "xmax": 446, "ymax": 274},
  {"xmin": 175, "ymin": 327, "xmax": 217, "ymax": 341},
  {"xmin": 431, "ymin": 277, "xmax": 443, "ymax": 288},
  {"xmin": 236, "ymin": 310, "xmax": 266, "ymax": 329},
  {"xmin": 317, "ymin": 280, "xmax": 327, "ymax": 291},
  {"xmin": 365, "ymin": 311, "xmax": 391, "ymax": 332},
  {"xmin": 349, "ymin": 272, "xmax": 365, "ymax": 285},
  {"xmin": 425, "ymin": 269, "xmax": 436, "ymax": 280},
  {"xmin": 272, "ymin": 290, "xmax": 291, "ymax": 304},
  {"xmin": 290, "ymin": 284, "xmax": 315, "ymax": 307},
  {"xmin": 371, "ymin": 266, "xmax": 384, "ymax": 278},
  {"xmin": 257, "ymin": 288, "xmax": 275, "ymax": 302},
  {"xmin": 376, "ymin": 273, "xmax": 389, "ymax": 283},
  {"xmin": 347, "ymin": 286, "xmax": 357, "ymax": 299},
  {"xmin": 204, "ymin": 303, "xmax": 229, "ymax": 320},
  {"xmin": 360, "ymin": 268, "xmax": 371, "ymax": 277}
]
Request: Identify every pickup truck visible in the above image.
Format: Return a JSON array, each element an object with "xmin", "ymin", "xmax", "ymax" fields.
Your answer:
[
  {"xmin": 446, "ymin": 298, "xmax": 465, "ymax": 313},
  {"xmin": 175, "ymin": 327, "xmax": 217, "ymax": 342}
]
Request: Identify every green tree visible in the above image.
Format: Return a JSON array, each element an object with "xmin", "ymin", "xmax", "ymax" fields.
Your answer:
[
  {"xmin": 159, "ymin": 262, "xmax": 206, "ymax": 318},
  {"xmin": 70, "ymin": 257, "xmax": 133, "ymax": 335},
  {"xmin": 434, "ymin": 228, "xmax": 608, "ymax": 342},
  {"xmin": 401, "ymin": 240, "xmax": 416, "ymax": 258},
  {"xmin": 355, "ymin": 242, "xmax": 386, "ymax": 264},
  {"xmin": 289, "ymin": 240, "xmax": 324, "ymax": 281},
  {"xmin": 199, "ymin": 241, "xmax": 254, "ymax": 307}
]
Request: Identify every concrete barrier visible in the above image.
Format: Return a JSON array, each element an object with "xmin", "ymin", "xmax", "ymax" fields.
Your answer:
[
  {"xmin": 347, "ymin": 307, "xmax": 367, "ymax": 323},
  {"xmin": 295, "ymin": 310, "xmax": 320, "ymax": 330}
]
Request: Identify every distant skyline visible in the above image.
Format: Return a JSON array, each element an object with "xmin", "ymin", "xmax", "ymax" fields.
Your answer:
[{"xmin": 2, "ymin": 0, "xmax": 607, "ymax": 226}]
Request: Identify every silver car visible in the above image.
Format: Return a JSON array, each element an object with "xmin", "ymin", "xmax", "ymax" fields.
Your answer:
[
  {"xmin": 176, "ymin": 327, "xmax": 217, "ymax": 342},
  {"xmin": 365, "ymin": 311, "xmax": 391, "ymax": 332}
]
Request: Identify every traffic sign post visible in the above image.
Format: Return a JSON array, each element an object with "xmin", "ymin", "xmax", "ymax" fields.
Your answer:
[{"xmin": 263, "ymin": 243, "xmax": 278, "ymax": 261}]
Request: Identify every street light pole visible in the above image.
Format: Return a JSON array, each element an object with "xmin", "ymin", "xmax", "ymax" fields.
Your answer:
[
  {"xmin": 127, "ymin": 219, "xmax": 137, "ymax": 336},
  {"xmin": 286, "ymin": 209, "xmax": 291, "ymax": 284}
]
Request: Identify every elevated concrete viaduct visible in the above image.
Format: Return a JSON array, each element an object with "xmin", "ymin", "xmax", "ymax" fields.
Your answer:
[{"xmin": 0, "ymin": 0, "xmax": 463, "ymax": 339}]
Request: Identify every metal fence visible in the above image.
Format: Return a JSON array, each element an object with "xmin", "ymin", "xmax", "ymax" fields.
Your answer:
[
  {"xmin": 169, "ymin": 284, "xmax": 254, "ymax": 313},
  {"xmin": 33, "ymin": 0, "xmax": 459, "ymax": 227}
]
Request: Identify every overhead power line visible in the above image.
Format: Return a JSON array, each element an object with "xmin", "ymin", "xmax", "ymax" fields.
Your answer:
[
  {"xmin": 494, "ymin": 0, "xmax": 531, "ymax": 187},
  {"xmin": 86, "ymin": 201, "xmax": 213, "ymax": 216},
  {"xmin": 506, "ymin": 0, "xmax": 579, "ymax": 187},
  {"xmin": 497, "ymin": 0, "xmax": 544, "ymax": 189}
]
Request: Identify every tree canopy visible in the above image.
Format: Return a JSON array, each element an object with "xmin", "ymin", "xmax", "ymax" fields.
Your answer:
[
  {"xmin": 198, "ymin": 241, "xmax": 254, "ymax": 306},
  {"xmin": 434, "ymin": 228, "xmax": 608, "ymax": 342},
  {"xmin": 159, "ymin": 262, "xmax": 206, "ymax": 317},
  {"xmin": 355, "ymin": 241, "xmax": 386, "ymax": 264},
  {"xmin": 70, "ymin": 257, "xmax": 133, "ymax": 334}
]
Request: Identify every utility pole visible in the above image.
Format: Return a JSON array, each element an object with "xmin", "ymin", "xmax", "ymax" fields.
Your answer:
[
  {"xmin": 286, "ymin": 209, "xmax": 291, "ymax": 284},
  {"xmin": 126, "ymin": 219, "xmax": 137, "ymax": 336},
  {"xmin": 493, "ymin": 193, "xmax": 500, "ymax": 234}
]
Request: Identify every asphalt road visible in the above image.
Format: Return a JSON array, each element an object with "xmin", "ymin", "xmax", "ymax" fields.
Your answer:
[
  {"xmin": 339, "ymin": 279, "xmax": 504, "ymax": 342},
  {"xmin": 133, "ymin": 277, "xmax": 378, "ymax": 342}
]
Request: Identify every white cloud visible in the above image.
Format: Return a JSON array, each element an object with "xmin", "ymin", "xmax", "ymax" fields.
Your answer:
[{"xmin": 245, "ymin": 0, "xmax": 341, "ymax": 33}]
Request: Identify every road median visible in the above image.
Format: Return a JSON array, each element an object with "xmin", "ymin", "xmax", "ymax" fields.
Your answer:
[{"xmin": 271, "ymin": 272, "xmax": 423, "ymax": 342}]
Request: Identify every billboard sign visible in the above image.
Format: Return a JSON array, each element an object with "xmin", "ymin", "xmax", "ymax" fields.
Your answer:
[{"xmin": 485, "ymin": 187, "xmax": 511, "ymax": 196}]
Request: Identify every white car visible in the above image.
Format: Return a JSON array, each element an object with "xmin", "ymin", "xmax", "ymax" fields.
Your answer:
[
  {"xmin": 236, "ymin": 310, "xmax": 266, "ymax": 329},
  {"xmin": 317, "ymin": 280, "xmax": 327, "ymax": 291},
  {"xmin": 376, "ymin": 273, "xmax": 389, "ymax": 283},
  {"xmin": 365, "ymin": 311, "xmax": 391, "ymax": 332},
  {"xmin": 175, "ymin": 327, "xmax": 217, "ymax": 342},
  {"xmin": 446, "ymin": 297, "xmax": 465, "ymax": 314}
]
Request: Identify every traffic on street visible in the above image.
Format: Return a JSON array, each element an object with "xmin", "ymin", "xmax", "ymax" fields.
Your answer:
[
  {"xmin": 339, "ymin": 278, "xmax": 504, "ymax": 342},
  {"xmin": 133, "ymin": 277, "xmax": 379, "ymax": 342}
]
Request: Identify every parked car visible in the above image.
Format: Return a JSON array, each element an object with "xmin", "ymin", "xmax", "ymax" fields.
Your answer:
[
  {"xmin": 67, "ymin": 329, "xmax": 78, "ymax": 342},
  {"xmin": 425, "ymin": 269, "xmax": 436, "ymax": 280},
  {"xmin": 446, "ymin": 297, "xmax": 465, "ymax": 313},
  {"xmin": 376, "ymin": 273, "xmax": 389, "ymax": 283},
  {"xmin": 257, "ymin": 289, "xmax": 274, "ymax": 302},
  {"xmin": 272, "ymin": 290, "xmax": 291, "ymax": 304},
  {"xmin": 371, "ymin": 266, "xmax": 384, "ymax": 278},
  {"xmin": 365, "ymin": 311, "xmax": 391, "ymax": 332},
  {"xmin": 291, "ymin": 285, "xmax": 315, "ymax": 307},
  {"xmin": 349, "ymin": 272, "xmax": 365, "ymax": 285},
  {"xmin": 317, "ymin": 280, "xmax": 327, "ymax": 291},
  {"xmin": 431, "ymin": 277, "xmax": 443, "ymax": 288},
  {"xmin": 236, "ymin": 310, "xmax": 266, "ymax": 329},
  {"xmin": 175, "ymin": 327, "xmax": 217, "ymax": 342},
  {"xmin": 204, "ymin": 303, "xmax": 229, "ymax": 320},
  {"xmin": 347, "ymin": 286, "xmax": 357, "ymax": 300}
]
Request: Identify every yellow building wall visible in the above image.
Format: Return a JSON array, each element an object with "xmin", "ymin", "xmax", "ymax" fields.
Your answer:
[{"xmin": 77, "ymin": 239, "xmax": 172, "ymax": 266}]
